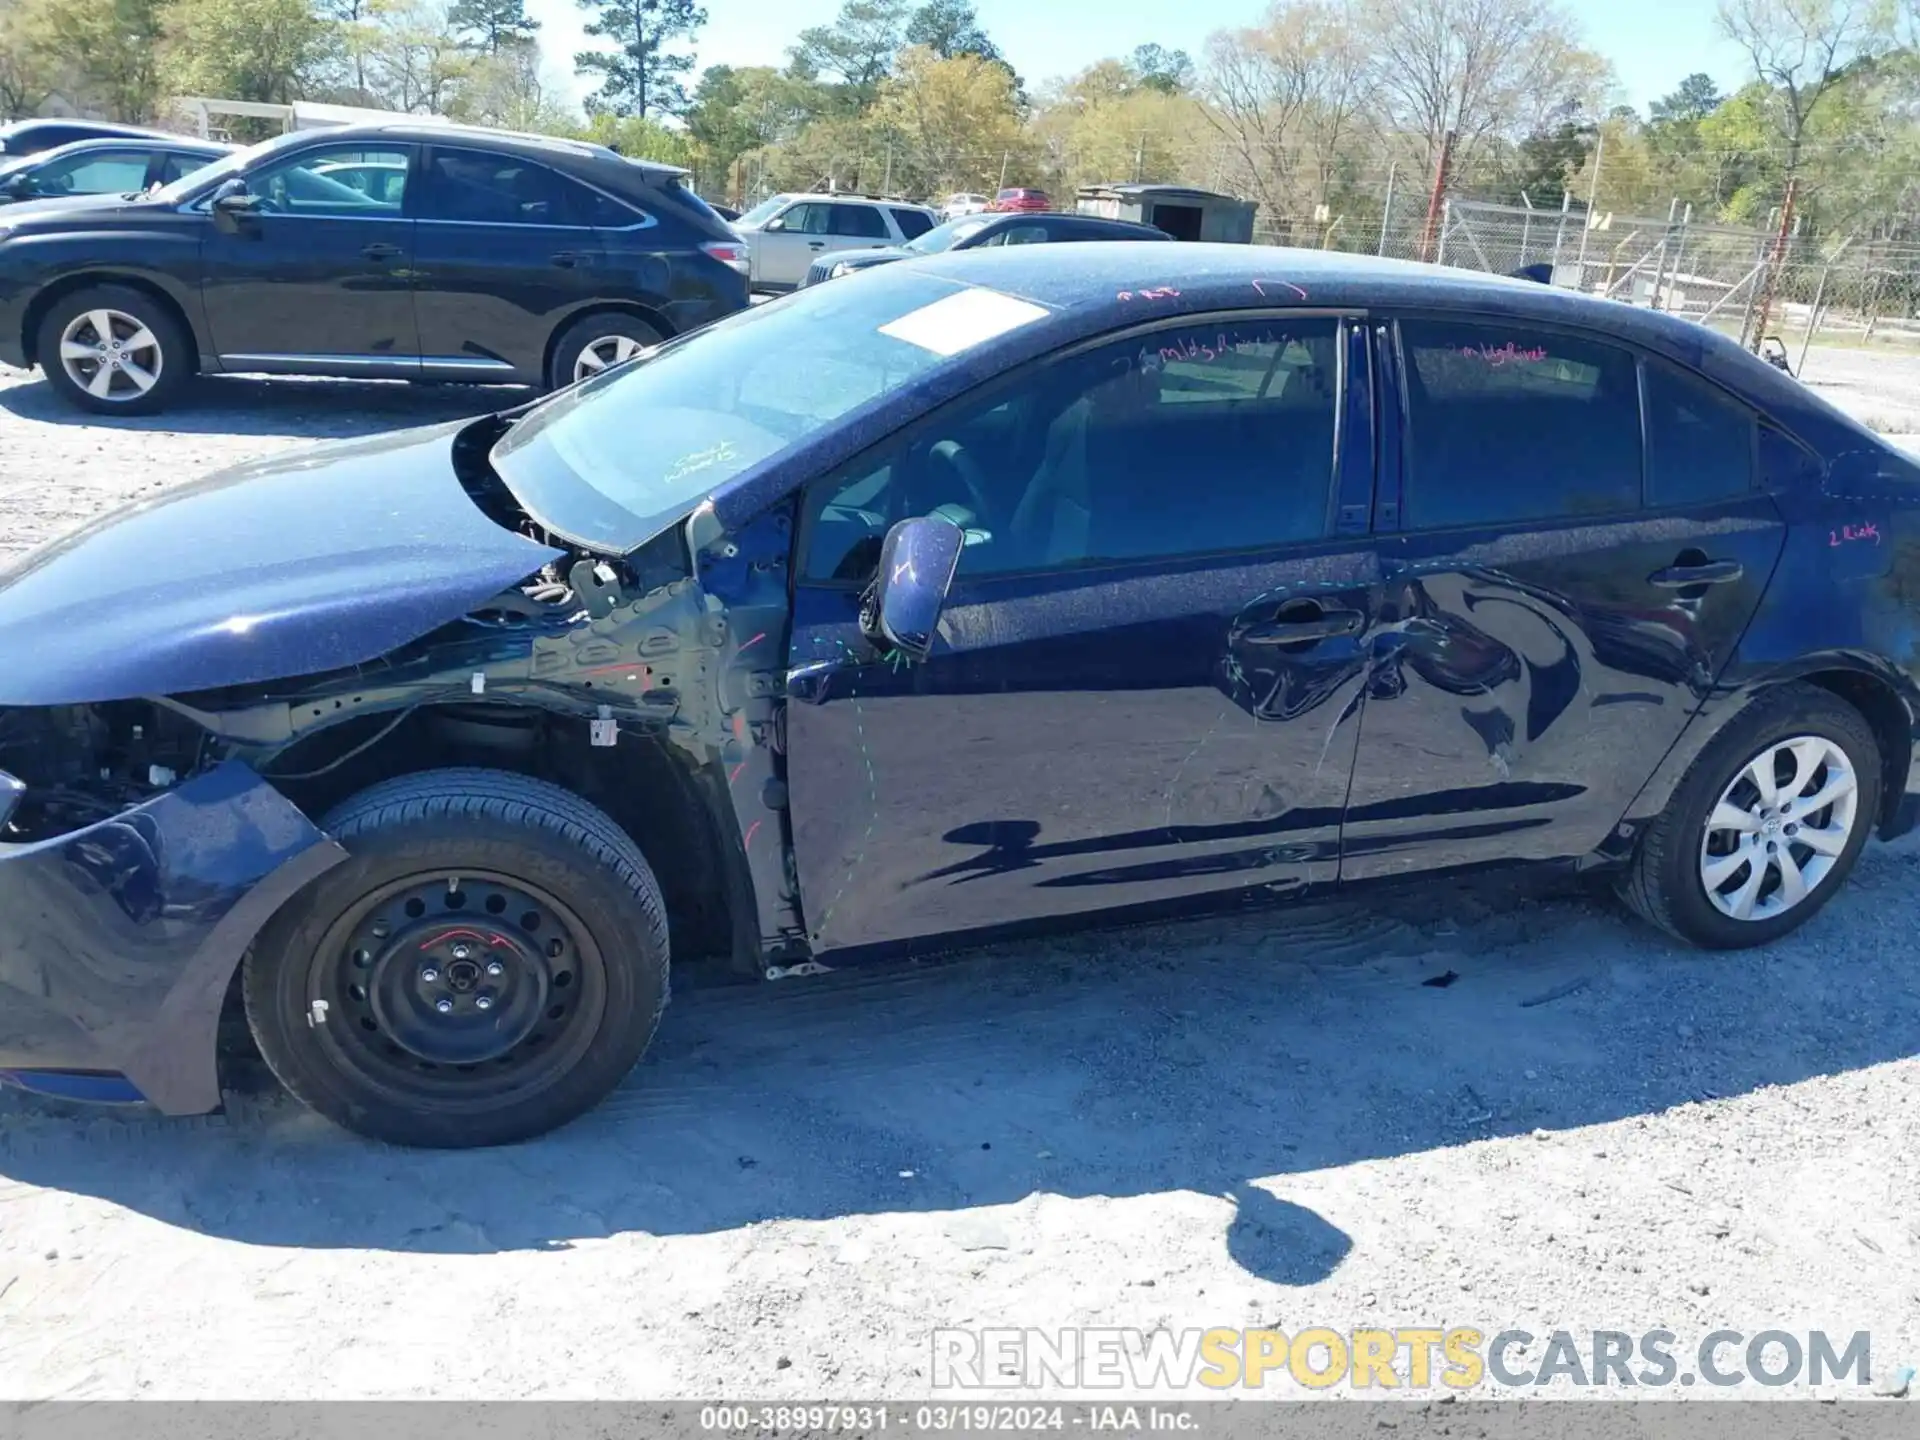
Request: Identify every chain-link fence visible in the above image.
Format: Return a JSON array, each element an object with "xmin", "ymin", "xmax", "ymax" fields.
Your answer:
[{"xmin": 1245, "ymin": 192, "xmax": 1920, "ymax": 388}]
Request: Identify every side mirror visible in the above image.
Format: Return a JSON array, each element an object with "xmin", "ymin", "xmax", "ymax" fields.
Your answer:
[
  {"xmin": 210, "ymin": 178, "xmax": 260, "ymax": 232},
  {"xmin": 1, "ymin": 173, "xmax": 29, "ymax": 197},
  {"xmin": 862, "ymin": 515, "xmax": 965, "ymax": 663},
  {"xmin": 763, "ymin": 215, "xmax": 787, "ymax": 232}
]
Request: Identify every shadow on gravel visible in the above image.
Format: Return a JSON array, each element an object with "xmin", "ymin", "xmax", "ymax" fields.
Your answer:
[
  {"xmin": 0, "ymin": 859, "xmax": 1917, "ymax": 1285},
  {"xmin": 0, "ymin": 372, "xmax": 520, "ymax": 437}
]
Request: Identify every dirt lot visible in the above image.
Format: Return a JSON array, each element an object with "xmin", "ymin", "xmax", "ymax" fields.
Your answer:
[{"xmin": 0, "ymin": 363, "xmax": 1916, "ymax": 1402}]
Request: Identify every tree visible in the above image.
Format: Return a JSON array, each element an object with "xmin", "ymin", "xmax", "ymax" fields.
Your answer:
[
  {"xmin": 447, "ymin": 0, "xmax": 538, "ymax": 55},
  {"xmin": 687, "ymin": 63, "xmax": 833, "ymax": 178},
  {"xmin": 869, "ymin": 44, "xmax": 1029, "ymax": 195},
  {"xmin": 1717, "ymin": 0, "xmax": 1894, "ymax": 187},
  {"xmin": 449, "ymin": 39, "xmax": 575, "ymax": 129},
  {"xmin": 788, "ymin": 0, "xmax": 908, "ymax": 106},
  {"xmin": 364, "ymin": 0, "xmax": 473, "ymax": 112},
  {"xmin": 30, "ymin": 0, "xmax": 165, "ymax": 120},
  {"xmin": 904, "ymin": 0, "xmax": 1000, "ymax": 62},
  {"xmin": 1202, "ymin": 1, "xmax": 1370, "ymax": 237},
  {"xmin": 1130, "ymin": 43, "xmax": 1195, "ymax": 94},
  {"xmin": 1651, "ymin": 71, "xmax": 1725, "ymax": 123},
  {"xmin": 575, "ymin": 0, "xmax": 706, "ymax": 118},
  {"xmin": 1354, "ymin": 0, "xmax": 1613, "ymax": 177},
  {"xmin": 0, "ymin": 0, "xmax": 60, "ymax": 120},
  {"xmin": 160, "ymin": 0, "xmax": 331, "ymax": 105}
]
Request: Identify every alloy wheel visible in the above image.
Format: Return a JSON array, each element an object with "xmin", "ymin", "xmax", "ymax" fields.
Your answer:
[
  {"xmin": 1698, "ymin": 734, "xmax": 1859, "ymax": 922},
  {"xmin": 58, "ymin": 308, "xmax": 163, "ymax": 402},
  {"xmin": 573, "ymin": 334, "xmax": 648, "ymax": 381}
]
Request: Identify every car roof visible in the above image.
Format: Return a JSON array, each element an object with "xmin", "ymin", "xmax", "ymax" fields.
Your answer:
[
  {"xmin": 0, "ymin": 118, "xmax": 171, "ymax": 139},
  {"xmin": 27, "ymin": 136, "xmax": 230, "ymax": 160},
  {"xmin": 782, "ymin": 192, "xmax": 937, "ymax": 209},
  {"xmin": 971, "ymin": 211, "xmax": 1169, "ymax": 237}
]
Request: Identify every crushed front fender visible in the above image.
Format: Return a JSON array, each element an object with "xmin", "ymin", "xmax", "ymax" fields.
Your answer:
[{"xmin": 0, "ymin": 760, "xmax": 345, "ymax": 1114}]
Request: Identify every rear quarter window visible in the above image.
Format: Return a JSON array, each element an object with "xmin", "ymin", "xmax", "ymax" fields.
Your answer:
[
  {"xmin": 1643, "ymin": 358, "xmax": 1756, "ymax": 506},
  {"xmin": 890, "ymin": 207, "xmax": 934, "ymax": 240}
]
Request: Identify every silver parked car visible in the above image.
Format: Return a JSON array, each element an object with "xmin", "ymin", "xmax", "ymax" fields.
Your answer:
[{"xmin": 729, "ymin": 192, "xmax": 940, "ymax": 291}]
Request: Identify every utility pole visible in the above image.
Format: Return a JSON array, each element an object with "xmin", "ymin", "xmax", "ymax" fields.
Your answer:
[
  {"xmin": 1417, "ymin": 130, "xmax": 1455, "ymax": 264},
  {"xmin": 1133, "ymin": 134, "xmax": 1145, "ymax": 183},
  {"xmin": 1377, "ymin": 160, "xmax": 1396, "ymax": 256},
  {"xmin": 1749, "ymin": 176, "xmax": 1799, "ymax": 353}
]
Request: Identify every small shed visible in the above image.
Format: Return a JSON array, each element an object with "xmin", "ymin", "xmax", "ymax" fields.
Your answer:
[{"xmin": 1074, "ymin": 183, "xmax": 1258, "ymax": 244}]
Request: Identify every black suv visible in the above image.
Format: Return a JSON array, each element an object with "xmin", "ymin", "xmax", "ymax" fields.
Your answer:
[{"xmin": 0, "ymin": 122, "xmax": 751, "ymax": 412}]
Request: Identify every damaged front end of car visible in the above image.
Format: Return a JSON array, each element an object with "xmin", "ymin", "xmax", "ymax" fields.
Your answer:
[{"xmin": 0, "ymin": 412, "xmax": 801, "ymax": 1116}]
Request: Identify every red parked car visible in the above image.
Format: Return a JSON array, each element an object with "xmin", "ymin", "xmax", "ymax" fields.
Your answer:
[{"xmin": 989, "ymin": 186, "xmax": 1051, "ymax": 213}]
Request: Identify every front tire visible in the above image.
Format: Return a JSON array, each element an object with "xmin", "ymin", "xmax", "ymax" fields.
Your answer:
[
  {"xmin": 245, "ymin": 769, "xmax": 669, "ymax": 1147},
  {"xmin": 1619, "ymin": 683, "xmax": 1880, "ymax": 949},
  {"xmin": 547, "ymin": 312, "xmax": 662, "ymax": 391},
  {"xmin": 35, "ymin": 284, "xmax": 190, "ymax": 414}
]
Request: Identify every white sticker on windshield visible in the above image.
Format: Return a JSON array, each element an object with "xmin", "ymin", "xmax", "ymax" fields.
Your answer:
[{"xmin": 878, "ymin": 288, "xmax": 1050, "ymax": 357}]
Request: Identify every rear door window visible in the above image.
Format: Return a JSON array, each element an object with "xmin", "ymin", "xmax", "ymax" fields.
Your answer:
[
  {"xmin": 1643, "ymin": 358, "xmax": 1756, "ymax": 505},
  {"xmin": 829, "ymin": 203, "xmax": 888, "ymax": 239},
  {"xmin": 417, "ymin": 148, "xmax": 603, "ymax": 227},
  {"xmin": 1398, "ymin": 318, "xmax": 1643, "ymax": 528}
]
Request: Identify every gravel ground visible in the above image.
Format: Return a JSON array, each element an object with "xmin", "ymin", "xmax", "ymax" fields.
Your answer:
[{"xmin": 0, "ymin": 362, "xmax": 1916, "ymax": 1403}]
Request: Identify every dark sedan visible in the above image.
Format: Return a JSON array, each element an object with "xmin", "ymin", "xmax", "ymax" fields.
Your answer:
[
  {"xmin": 800, "ymin": 210, "xmax": 1171, "ymax": 286},
  {"xmin": 0, "ymin": 118, "xmax": 177, "ymax": 158},
  {"xmin": 1, "ymin": 244, "xmax": 1915, "ymax": 1148},
  {"xmin": 0, "ymin": 120, "xmax": 749, "ymax": 413},
  {"xmin": 0, "ymin": 136, "xmax": 231, "ymax": 206}
]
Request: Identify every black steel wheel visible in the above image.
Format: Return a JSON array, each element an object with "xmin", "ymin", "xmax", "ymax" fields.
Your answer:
[{"xmin": 245, "ymin": 769, "xmax": 669, "ymax": 1147}]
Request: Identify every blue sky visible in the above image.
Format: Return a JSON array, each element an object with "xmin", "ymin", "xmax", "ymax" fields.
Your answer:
[{"xmin": 526, "ymin": 0, "xmax": 1751, "ymax": 116}]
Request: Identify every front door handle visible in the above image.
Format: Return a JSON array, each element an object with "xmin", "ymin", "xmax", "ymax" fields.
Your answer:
[
  {"xmin": 550, "ymin": 250, "xmax": 594, "ymax": 268},
  {"xmin": 1240, "ymin": 608, "xmax": 1366, "ymax": 646},
  {"xmin": 1649, "ymin": 559, "xmax": 1743, "ymax": 588},
  {"xmin": 808, "ymin": 240, "xmax": 826, "ymax": 249},
  {"xmin": 361, "ymin": 241, "xmax": 402, "ymax": 261}
]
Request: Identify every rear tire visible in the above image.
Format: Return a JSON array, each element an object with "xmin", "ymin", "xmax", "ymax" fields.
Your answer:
[
  {"xmin": 547, "ymin": 312, "xmax": 662, "ymax": 391},
  {"xmin": 1619, "ymin": 683, "xmax": 1879, "ymax": 949},
  {"xmin": 244, "ymin": 769, "xmax": 669, "ymax": 1147},
  {"xmin": 35, "ymin": 284, "xmax": 191, "ymax": 414}
]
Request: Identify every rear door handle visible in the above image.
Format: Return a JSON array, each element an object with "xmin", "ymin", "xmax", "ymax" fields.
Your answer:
[
  {"xmin": 361, "ymin": 242, "xmax": 403, "ymax": 261},
  {"xmin": 1649, "ymin": 560, "xmax": 1743, "ymax": 587},
  {"xmin": 808, "ymin": 240, "xmax": 826, "ymax": 249},
  {"xmin": 550, "ymin": 250, "xmax": 594, "ymax": 268},
  {"xmin": 1240, "ymin": 608, "xmax": 1366, "ymax": 645}
]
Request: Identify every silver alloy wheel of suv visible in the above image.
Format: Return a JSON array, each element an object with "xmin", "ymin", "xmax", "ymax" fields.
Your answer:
[
  {"xmin": 573, "ymin": 334, "xmax": 649, "ymax": 381},
  {"xmin": 58, "ymin": 307, "xmax": 163, "ymax": 402}
]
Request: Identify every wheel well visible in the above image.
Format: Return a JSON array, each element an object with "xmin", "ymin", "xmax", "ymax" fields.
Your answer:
[
  {"xmin": 22, "ymin": 274, "xmax": 200, "ymax": 371},
  {"xmin": 1800, "ymin": 668, "xmax": 1911, "ymax": 835},
  {"xmin": 254, "ymin": 702, "xmax": 739, "ymax": 971},
  {"xmin": 542, "ymin": 303, "xmax": 672, "ymax": 385}
]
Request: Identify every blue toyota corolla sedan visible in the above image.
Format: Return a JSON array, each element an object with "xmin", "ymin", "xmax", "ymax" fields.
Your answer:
[{"xmin": 1, "ymin": 244, "xmax": 1916, "ymax": 1147}]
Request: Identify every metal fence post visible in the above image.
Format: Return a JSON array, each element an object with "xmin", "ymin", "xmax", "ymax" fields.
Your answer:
[
  {"xmin": 1378, "ymin": 160, "xmax": 1396, "ymax": 257},
  {"xmin": 1436, "ymin": 197, "xmax": 1452, "ymax": 266},
  {"xmin": 1552, "ymin": 189, "xmax": 1569, "ymax": 277},
  {"xmin": 1574, "ymin": 129, "xmax": 1604, "ymax": 289}
]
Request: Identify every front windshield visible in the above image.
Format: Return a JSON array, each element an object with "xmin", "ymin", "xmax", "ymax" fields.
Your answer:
[
  {"xmin": 490, "ymin": 268, "xmax": 1054, "ymax": 551},
  {"xmin": 734, "ymin": 192, "xmax": 792, "ymax": 228},
  {"xmin": 907, "ymin": 215, "xmax": 994, "ymax": 254},
  {"xmin": 149, "ymin": 130, "xmax": 304, "ymax": 203}
]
